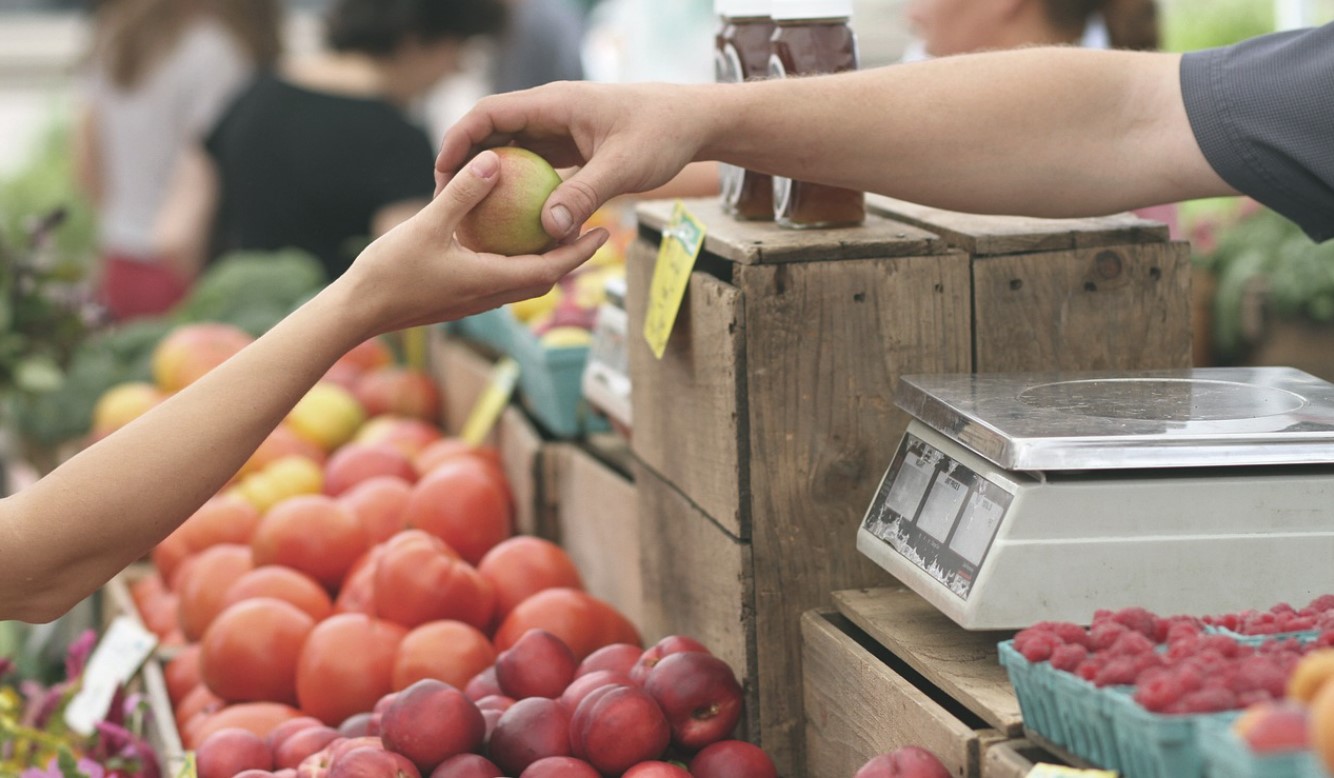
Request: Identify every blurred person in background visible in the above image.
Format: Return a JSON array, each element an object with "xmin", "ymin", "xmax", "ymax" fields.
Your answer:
[
  {"xmin": 156, "ymin": 0, "xmax": 506, "ymax": 283},
  {"xmin": 899, "ymin": 0, "xmax": 1177, "ymax": 235},
  {"xmin": 74, "ymin": 0, "xmax": 282, "ymax": 321},
  {"xmin": 491, "ymin": 0, "xmax": 586, "ymax": 93}
]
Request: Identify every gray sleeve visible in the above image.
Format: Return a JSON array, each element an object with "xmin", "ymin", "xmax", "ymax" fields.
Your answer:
[{"xmin": 1180, "ymin": 23, "xmax": 1334, "ymax": 242}]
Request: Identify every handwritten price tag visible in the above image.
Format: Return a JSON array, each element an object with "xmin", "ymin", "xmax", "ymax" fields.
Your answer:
[
  {"xmin": 460, "ymin": 357, "xmax": 520, "ymax": 446},
  {"xmin": 1029, "ymin": 765, "xmax": 1118, "ymax": 778},
  {"xmin": 64, "ymin": 617, "xmax": 157, "ymax": 736},
  {"xmin": 643, "ymin": 201, "xmax": 706, "ymax": 360}
]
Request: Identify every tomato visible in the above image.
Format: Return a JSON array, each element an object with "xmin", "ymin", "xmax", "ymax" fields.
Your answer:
[
  {"xmin": 151, "ymin": 529, "xmax": 191, "ymax": 584},
  {"xmin": 494, "ymin": 588, "xmax": 642, "ymax": 661},
  {"xmin": 201, "ymin": 597, "xmax": 315, "ymax": 705},
  {"xmin": 392, "ymin": 620, "xmax": 496, "ymax": 691},
  {"xmin": 334, "ymin": 545, "xmax": 384, "ymax": 616},
  {"xmin": 164, "ymin": 644, "xmax": 202, "ymax": 706},
  {"xmin": 223, "ymin": 566, "xmax": 333, "ymax": 622},
  {"xmin": 176, "ymin": 683, "xmax": 225, "ymax": 733},
  {"xmin": 477, "ymin": 536, "xmax": 584, "ymax": 619},
  {"xmin": 373, "ymin": 531, "xmax": 495, "ymax": 631},
  {"xmin": 338, "ymin": 476, "xmax": 412, "ymax": 544},
  {"xmin": 177, "ymin": 494, "xmax": 262, "ymax": 552},
  {"xmin": 190, "ymin": 702, "xmax": 303, "ymax": 747},
  {"xmin": 412, "ymin": 439, "xmax": 504, "ymax": 481},
  {"xmin": 296, "ymin": 613, "xmax": 406, "ymax": 725},
  {"xmin": 403, "ymin": 457, "xmax": 512, "ymax": 565},
  {"xmin": 177, "ymin": 544, "xmax": 255, "ymax": 641},
  {"xmin": 251, "ymin": 495, "xmax": 367, "ymax": 589}
]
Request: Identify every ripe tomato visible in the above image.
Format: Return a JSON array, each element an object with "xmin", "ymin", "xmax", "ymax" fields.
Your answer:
[
  {"xmin": 151, "ymin": 529, "xmax": 191, "ymax": 584},
  {"xmin": 412, "ymin": 438, "xmax": 504, "ymax": 482},
  {"xmin": 251, "ymin": 495, "xmax": 367, "ymax": 589},
  {"xmin": 223, "ymin": 566, "xmax": 333, "ymax": 622},
  {"xmin": 373, "ymin": 531, "xmax": 495, "ymax": 631},
  {"xmin": 494, "ymin": 588, "xmax": 642, "ymax": 661},
  {"xmin": 177, "ymin": 544, "xmax": 255, "ymax": 641},
  {"xmin": 403, "ymin": 457, "xmax": 512, "ymax": 565},
  {"xmin": 177, "ymin": 494, "xmax": 262, "ymax": 552},
  {"xmin": 478, "ymin": 536, "xmax": 584, "ymax": 619},
  {"xmin": 164, "ymin": 644, "xmax": 202, "ymax": 707},
  {"xmin": 190, "ymin": 702, "xmax": 303, "ymax": 747},
  {"xmin": 296, "ymin": 613, "xmax": 406, "ymax": 725},
  {"xmin": 176, "ymin": 682, "xmax": 225, "ymax": 733},
  {"xmin": 201, "ymin": 597, "xmax": 316, "ymax": 705},
  {"xmin": 334, "ymin": 545, "xmax": 384, "ymax": 616},
  {"xmin": 338, "ymin": 476, "xmax": 412, "ymax": 544},
  {"xmin": 392, "ymin": 620, "xmax": 496, "ymax": 691}
]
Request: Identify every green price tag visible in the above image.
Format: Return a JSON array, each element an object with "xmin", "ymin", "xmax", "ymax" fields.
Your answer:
[
  {"xmin": 1029, "ymin": 765, "xmax": 1117, "ymax": 777},
  {"xmin": 460, "ymin": 357, "xmax": 520, "ymax": 446},
  {"xmin": 643, "ymin": 201, "xmax": 706, "ymax": 360}
]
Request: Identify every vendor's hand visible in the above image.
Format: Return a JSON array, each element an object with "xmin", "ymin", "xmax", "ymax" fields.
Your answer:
[
  {"xmin": 343, "ymin": 149, "xmax": 609, "ymax": 338},
  {"xmin": 436, "ymin": 81, "xmax": 709, "ymax": 242}
]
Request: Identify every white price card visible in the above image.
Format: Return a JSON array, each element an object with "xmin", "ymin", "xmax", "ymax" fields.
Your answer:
[
  {"xmin": 1029, "ymin": 766, "xmax": 1118, "ymax": 778},
  {"xmin": 65, "ymin": 616, "xmax": 157, "ymax": 736}
]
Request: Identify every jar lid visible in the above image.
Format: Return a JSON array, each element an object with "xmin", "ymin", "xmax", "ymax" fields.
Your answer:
[
  {"xmin": 715, "ymin": 0, "xmax": 771, "ymax": 17},
  {"xmin": 770, "ymin": 0, "xmax": 852, "ymax": 19}
]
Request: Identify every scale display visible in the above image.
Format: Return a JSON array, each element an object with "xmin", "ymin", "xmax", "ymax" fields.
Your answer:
[{"xmin": 861, "ymin": 432, "xmax": 1014, "ymax": 600}]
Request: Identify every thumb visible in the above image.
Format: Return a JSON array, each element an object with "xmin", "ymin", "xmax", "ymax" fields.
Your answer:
[
  {"xmin": 542, "ymin": 159, "xmax": 624, "ymax": 240},
  {"xmin": 427, "ymin": 150, "xmax": 501, "ymax": 232}
]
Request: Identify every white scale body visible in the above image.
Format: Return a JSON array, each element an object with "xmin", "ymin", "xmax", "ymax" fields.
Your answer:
[{"xmin": 855, "ymin": 367, "xmax": 1334, "ymax": 630}]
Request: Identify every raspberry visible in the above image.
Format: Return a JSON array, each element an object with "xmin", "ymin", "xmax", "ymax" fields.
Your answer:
[
  {"xmin": 1135, "ymin": 673, "xmax": 1186, "ymax": 712},
  {"xmin": 1315, "ymin": 631, "xmax": 1334, "ymax": 649},
  {"xmin": 1050, "ymin": 644, "xmax": 1088, "ymax": 673},
  {"xmin": 1090, "ymin": 621, "xmax": 1130, "ymax": 651},
  {"xmin": 1175, "ymin": 687, "xmax": 1239, "ymax": 714},
  {"xmin": 1108, "ymin": 632, "xmax": 1156, "ymax": 659},
  {"xmin": 1228, "ymin": 657, "xmax": 1286, "ymax": 698},
  {"xmin": 1111, "ymin": 607, "xmax": 1160, "ymax": 639},
  {"xmin": 1019, "ymin": 632, "xmax": 1063, "ymax": 663},
  {"xmin": 1308, "ymin": 595, "xmax": 1334, "ymax": 613},
  {"xmin": 1198, "ymin": 635, "xmax": 1248, "ymax": 659},
  {"xmin": 1076, "ymin": 656, "xmax": 1106, "ymax": 682},
  {"xmin": 1164, "ymin": 621, "xmax": 1203, "ymax": 645},
  {"xmin": 1094, "ymin": 658, "xmax": 1139, "ymax": 687},
  {"xmin": 1270, "ymin": 602, "xmax": 1298, "ymax": 616},
  {"xmin": 1051, "ymin": 622, "xmax": 1093, "ymax": 648},
  {"xmin": 1132, "ymin": 651, "xmax": 1166, "ymax": 682}
]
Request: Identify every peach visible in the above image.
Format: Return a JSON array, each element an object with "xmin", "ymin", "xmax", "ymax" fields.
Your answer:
[
  {"xmin": 854, "ymin": 747, "xmax": 951, "ymax": 778},
  {"xmin": 1289, "ymin": 649, "xmax": 1334, "ymax": 703},
  {"xmin": 197, "ymin": 727, "xmax": 273, "ymax": 778},
  {"xmin": 1233, "ymin": 701, "xmax": 1309, "ymax": 753},
  {"xmin": 340, "ymin": 713, "xmax": 375, "ymax": 739},
  {"xmin": 576, "ymin": 644, "xmax": 642, "ymax": 680},
  {"xmin": 356, "ymin": 416, "xmax": 443, "ymax": 458},
  {"xmin": 340, "ymin": 477, "xmax": 413, "ymax": 545},
  {"xmin": 328, "ymin": 746, "xmax": 421, "ymax": 778},
  {"xmin": 629, "ymin": 635, "xmax": 710, "ymax": 685},
  {"xmin": 643, "ymin": 652, "xmax": 743, "ymax": 750},
  {"xmin": 570, "ymin": 685, "xmax": 670, "ymax": 774},
  {"xmin": 488, "ymin": 697, "xmax": 573, "ymax": 774},
  {"xmin": 276, "ymin": 726, "xmax": 341, "ymax": 770},
  {"xmin": 241, "ymin": 424, "xmax": 327, "ymax": 479},
  {"xmin": 1312, "ymin": 675, "xmax": 1334, "ymax": 773},
  {"xmin": 392, "ymin": 620, "xmax": 495, "ymax": 692},
  {"xmin": 429, "ymin": 754, "xmax": 504, "ymax": 778},
  {"xmin": 152, "ymin": 322, "xmax": 253, "ymax": 392},
  {"xmin": 267, "ymin": 716, "xmax": 324, "ymax": 752},
  {"xmin": 324, "ymin": 444, "xmax": 417, "ymax": 497},
  {"xmin": 354, "ymin": 367, "xmax": 441, "ymax": 422},
  {"xmin": 689, "ymin": 740, "xmax": 777, "ymax": 778},
  {"xmin": 559, "ymin": 671, "xmax": 632, "ymax": 714},
  {"xmin": 518, "ymin": 756, "xmax": 600, "ymax": 778},
  {"xmin": 288, "ymin": 383, "xmax": 366, "ymax": 452},
  {"xmin": 496, "ymin": 629, "xmax": 577, "ymax": 700},
  {"xmin": 622, "ymin": 762, "xmax": 691, "ymax": 778},
  {"xmin": 91, "ymin": 381, "xmax": 164, "ymax": 439},
  {"xmin": 455, "ymin": 147, "xmax": 562, "ymax": 256},
  {"xmin": 380, "ymin": 679, "xmax": 485, "ymax": 772},
  {"xmin": 465, "ymin": 667, "xmax": 502, "ymax": 702}
]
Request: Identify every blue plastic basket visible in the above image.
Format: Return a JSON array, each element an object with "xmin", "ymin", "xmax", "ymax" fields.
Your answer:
[
  {"xmin": 1198, "ymin": 714, "xmax": 1327, "ymax": 778},
  {"xmin": 998, "ymin": 641, "xmax": 1125, "ymax": 770},
  {"xmin": 1203, "ymin": 625, "xmax": 1322, "ymax": 648},
  {"xmin": 1106, "ymin": 691, "xmax": 1237, "ymax": 778}
]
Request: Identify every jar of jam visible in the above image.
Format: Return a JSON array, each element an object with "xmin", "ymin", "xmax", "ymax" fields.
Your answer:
[
  {"xmin": 768, "ymin": 0, "xmax": 865, "ymax": 228},
  {"xmin": 715, "ymin": 0, "xmax": 776, "ymax": 220}
]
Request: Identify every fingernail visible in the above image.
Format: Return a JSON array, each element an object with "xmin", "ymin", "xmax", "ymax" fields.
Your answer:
[
  {"xmin": 550, "ymin": 204, "xmax": 573, "ymax": 236},
  {"xmin": 594, "ymin": 228, "xmax": 610, "ymax": 248},
  {"xmin": 469, "ymin": 151, "xmax": 499, "ymax": 179}
]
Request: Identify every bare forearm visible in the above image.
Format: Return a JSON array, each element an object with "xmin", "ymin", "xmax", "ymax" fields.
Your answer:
[
  {"xmin": 701, "ymin": 48, "xmax": 1233, "ymax": 216},
  {"xmin": 1, "ymin": 282, "xmax": 371, "ymax": 621}
]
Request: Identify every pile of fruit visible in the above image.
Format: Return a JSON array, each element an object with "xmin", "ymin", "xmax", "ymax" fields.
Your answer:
[{"xmin": 101, "ymin": 322, "xmax": 775, "ymax": 777}]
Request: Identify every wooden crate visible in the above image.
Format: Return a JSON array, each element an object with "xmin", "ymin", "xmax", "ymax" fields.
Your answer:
[
  {"xmin": 867, "ymin": 195, "xmax": 1194, "ymax": 372},
  {"xmin": 627, "ymin": 197, "xmax": 1192, "ymax": 774},
  {"xmin": 545, "ymin": 440, "xmax": 644, "ymax": 629},
  {"xmin": 802, "ymin": 585, "xmax": 1035, "ymax": 778}
]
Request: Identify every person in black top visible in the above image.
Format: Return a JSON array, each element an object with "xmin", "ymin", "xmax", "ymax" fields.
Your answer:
[{"xmin": 157, "ymin": 0, "xmax": 506, "ymax": 281}]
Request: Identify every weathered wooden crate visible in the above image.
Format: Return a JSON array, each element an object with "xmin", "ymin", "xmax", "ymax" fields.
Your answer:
[
  {"xmin": 867, "ymin": 195, "xmax": 1194, "ymax": 372},
  {"xmin": 545, "ymin": 440, "xmax": 644, "ymax": 630},
  {"xmin": 627, "ymin": 197, "xmax": 1190, "ymax": 774},
  {"xmin": 802, "ymin": 585, "xmax": 1037, "ymax": 778}
]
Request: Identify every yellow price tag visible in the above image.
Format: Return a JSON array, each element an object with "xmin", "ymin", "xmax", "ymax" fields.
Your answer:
[
  {"xmin": 178, "ymin": 752, "xmax": 198, "ymax": 778},
  {"xmin": 460, "ymin": 357, "xmax": 520, "ymax": 446},
  {"xmin": 643, "ymin": 201, "xmax": 707, "ymax": 360},
  {"xmin": 1029, "ymin": 765, "xmax": 1117, "ymax": 778}
]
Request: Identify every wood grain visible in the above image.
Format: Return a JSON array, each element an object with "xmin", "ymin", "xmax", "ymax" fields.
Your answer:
[
  {"xmin": 803, "ymin": 610, "xmax": 992, "ymax": 778},
  {"xmin": 635, "ymin": 197, "xmax": 945, "ymax": 264},
  {"xmin": 497, "ymin": 405, "xmax": 549, "ymax": 538},
  {"xmin": 635, "ymin": 462, "xmax": 756, "ymax": 739},
  {"xmin": 971, "ymin": 242, "xmax": 1193, "ymax": 372},
  {"xmin": 549, "ymin": 443, "xmax": 644, "ymax": 629},
  {"xmin": 833, "ymin": 587, "xmax": 1023, "ymax": 736},
  {"xmin": 627, "ymin": 241, "xmax": 748, "ymax": 538},
  {"xmin": 983, "ymin": 739, "xmax": 1066, "ymax": 778},
  {"xmin": 867, "ymin": 194, "xmax": 1170, "ymax": 256},
  {"xmin": 739, "ymin": 251, "xmax": 974, "ymax": 771}
]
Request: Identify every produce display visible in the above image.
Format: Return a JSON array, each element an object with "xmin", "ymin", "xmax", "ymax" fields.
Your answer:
[{"xmin": 96, "ymin": 325, "xmax": 774, "ymax": 777}]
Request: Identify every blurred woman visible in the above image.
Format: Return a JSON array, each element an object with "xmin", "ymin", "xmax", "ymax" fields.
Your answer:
[
  {"xmin": 75, "ymin": 0, "xmax": 282, "ymax": 320},
  {"xmin": 156, "ymin": 0, "xmax": 507, "ymax": 284}
]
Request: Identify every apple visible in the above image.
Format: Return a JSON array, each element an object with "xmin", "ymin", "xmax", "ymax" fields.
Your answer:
[
  {"xmin": 324, "ymin": 443, "xmax": 417, "ymax": 497},
  {"xmin": 559, "ymin": 670, "xmax": 633, "ymax": 713},
  {"xmin": 380, "ymin": 679, "xmax": 485, "ymax": 772},
  {"xmin": 571, "ymin": 685, "xmax": 670, "ymax": 774},
  {"xmin": 622, "ymin": 762, "xmax": 692, "ymax": 778},
  {"xmin": 689, "ymin": 740, "xmax": 776, "ymax": 778},
  {"xmin": 855, "ymin": 747, "xmax": 952, "ymax": 778},
  {"xmin": 488, "ymin": 697, "xmax": 572, "ymax": 775},
  {"xmin": 428, "ymin": 753, "xmax": 503, "ymax": 778},
  {"xmin": 518, "ymin": 756, "xmax": 601, "ymax": 777},
  {"xmin": 268, "ymin": 716, "xmax": 324, "ymax": 753},
  {"xmin": 340, "ymin": 712, "xmax": 375, "ymax": 738},
  {"xmin": 496, "ymin": 629, "xmax": 578, "ymax": 699},
  {"xmin": 455, "ymin": 147, "xmax": 563, "ymax": 256},
  {"xmin": 354, "ymin": 367, "xmax": 441, "ymax": 422},
  {"xmin": 643, "ymin": 652, "xmax": 743, "ymax": 749},
  {"xmin": 197, "ymin": 727, "xmax": 273, "ymax": 778},
  {"xmin": 328, "ymin": 746, "xmax": 421, "ymax": 778},
  {"xmin": 465, "ymin": 666, "xmax": 503, "ymax": 701},
  {"xmin": 630, "ymin": 636, "xmax": 710, "ymax": 685},
  {"xmin": 577, "ymin": 644, "xmax": 643, "ymax": 679},
  {"xmin": 276, "ymin": 726, "xmax": 341, "ymax": 769}
]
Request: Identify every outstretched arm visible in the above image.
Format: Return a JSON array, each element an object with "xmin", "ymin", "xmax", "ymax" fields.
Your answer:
[
  {"xmin": 0, "ymin": 151, "xmax": 608, "ymax": 623},
  {"xmin": 437, "ymin": 47, "xmax": 1233, "ymax": 240}
]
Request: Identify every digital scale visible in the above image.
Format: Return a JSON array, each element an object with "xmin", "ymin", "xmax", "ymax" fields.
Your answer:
[{"xmin": 856, "ymin": 367, "xmax": 1334, "ymax": 630}]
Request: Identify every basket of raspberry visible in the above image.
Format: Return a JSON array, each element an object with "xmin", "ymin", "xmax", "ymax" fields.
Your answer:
[{"xmin": 1203, "ymin": 596, "xmax": 1334, "ymax": 647}]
